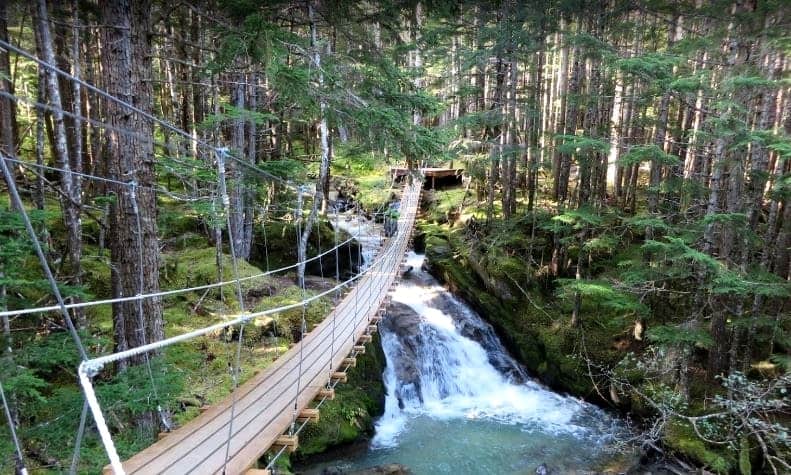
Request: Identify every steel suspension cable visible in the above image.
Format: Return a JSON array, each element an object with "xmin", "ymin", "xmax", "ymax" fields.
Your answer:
[
  {"xmin": 290, "ymin": 187, "xmax": 308, "ymax": 435},
  {"xmin": 129, "ymin": 183, "xmax": 171, "ymax": 432},
  {"xmin": 69, "ymin": 400, "xmax": 89, "ymax": 475},
  {"xmin": 330, "ymin": 210, "xmax": 340, "ymax": 383},
  {"xmin": 0, "ymin": 380, "xmax": 27, "ymax": 475},
  {"xmin": 215, "ymin": 149, "xmax": 251, "ymax": 474},
  {"xmin": 0, "ymin": 234, "xmax": 356, "ymax": 319},
  {"xmin": 1, "ymin": 152, "xmax": 90, "ymax": 473}
]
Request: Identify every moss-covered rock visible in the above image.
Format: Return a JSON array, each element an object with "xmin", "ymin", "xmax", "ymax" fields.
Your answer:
[
  {"xmin": 295, "ymin": 332, "xmax": 387, "ymax": 459},
  {"xmin": 664, "ymin": 421, "xmax": 734, "ymax": 474},
  {"xmin": 250, "ymin": 220, "xmax": 362, "ymax": 279},
  {"xmin": 161, "ymin": 246, "xmax": 276, "ymax": 303}
]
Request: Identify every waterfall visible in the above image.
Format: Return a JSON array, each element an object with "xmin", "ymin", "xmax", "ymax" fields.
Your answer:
[{"xmin": 374, "ymin": 252, "xmax": 616, "ymax": 449}]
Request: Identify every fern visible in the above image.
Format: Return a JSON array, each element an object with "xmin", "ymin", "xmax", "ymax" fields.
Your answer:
[{"xmin": 647, "ymin": 324, "xmax": 714, "ymax": 348}]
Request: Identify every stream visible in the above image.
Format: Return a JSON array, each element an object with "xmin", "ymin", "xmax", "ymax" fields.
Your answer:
[{"xmin": 300, "ymin": 239, "xmax": 632, "ymax": 474}]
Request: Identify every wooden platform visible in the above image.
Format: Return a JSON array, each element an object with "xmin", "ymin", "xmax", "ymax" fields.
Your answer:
[
  {"xmin": 107, "ymin": 181, "xmax": 422, "ymax": 475},
  {"xmin": 390, "ymin": 167, "xmax": 463, "ymax": 189}
]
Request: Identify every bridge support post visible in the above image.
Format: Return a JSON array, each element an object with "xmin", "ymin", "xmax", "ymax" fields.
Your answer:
[
  {"xmin": 342, "ymin": 357, "xmax": 357, "ymax": 367},
  {"xmin": 272, "ymin": 435, "xmax": 298, "ymax": 453},
  {"xmin": 318, "ymin": 388, "xmax": 335, "ymax": 400},
  {"xmin": 297, "ymin": 408, "xmax": 320, "ymax": 423}
]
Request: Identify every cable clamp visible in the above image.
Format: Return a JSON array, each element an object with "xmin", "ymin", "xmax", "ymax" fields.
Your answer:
[{"xmin": 81, "ymin": 360, "xmax": 105, "ymax": 378}]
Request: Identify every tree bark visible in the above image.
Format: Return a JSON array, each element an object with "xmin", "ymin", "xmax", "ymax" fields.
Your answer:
[
  {"xmin": 0, "ymin": 0, "xmax": 17, "ymax": 171},
  {"xmin": 100, "ymin": 0, "xmax": 164, "ymax": 375},
  {"xmin": 36, "ymin": 0, "xmax": 85, "ymax": 326}
]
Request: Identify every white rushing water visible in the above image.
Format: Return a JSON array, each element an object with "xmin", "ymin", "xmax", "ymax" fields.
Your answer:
[
  {"xmin": 330, "ymin": 210, "xmax": 382, "ymax": 267},
  {"xmin": 374, "ymin": 253, "xmax": 613, "ymax": 450}
]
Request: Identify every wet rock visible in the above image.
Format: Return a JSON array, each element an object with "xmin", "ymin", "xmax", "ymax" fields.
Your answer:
[
  {"xmin": 421, "ymin": 292, "xmax": 528, "ymax": 384},
  {"xmin": 381, "ymin": 303, "xmax": 424, "ymax": 405},
  {"xmin": 468, "ymin": 249, "xmax": 516, "ymax": 301}
]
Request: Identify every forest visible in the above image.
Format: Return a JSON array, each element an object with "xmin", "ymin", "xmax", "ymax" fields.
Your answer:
[{"xmin": 0, "ymin": 0, "xmax": 789, "ymax": 474}]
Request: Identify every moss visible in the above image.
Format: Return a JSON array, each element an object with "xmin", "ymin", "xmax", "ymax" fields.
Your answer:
[
  {"xmin": 251, "ymin": 286, "xmax": 332, "ymax": 342},
  {"xmin": 738, "ymin": 435, "xmax": 751, "ymax": 475},
  {"xmin": 158, "ymin": 205, "xmax": 204, "ymax": 240},
  {"xmin": 161, "ymin": 246, "xmax": 275, "ymax": 303},
  {"xmin": 82, "ymin": 253, "xmax": 112, "ymax": 297},
  {"xmin": 295, "ymin": 332, "xmax": 386, "ymax": 459},
  {"xmin": 664, "ymin": 421, "xmax": 734, "ymax": 474},
  {"xmin": 356, "ymin": 175, "xmax": 392, "ymax": 211},
  {"xmin": 250, "ymin": 220, "xmax": 360, "ymax": 279},
  {"xmin": 423, "ymin": 188, "xmax": 468, "ymax": 223}
]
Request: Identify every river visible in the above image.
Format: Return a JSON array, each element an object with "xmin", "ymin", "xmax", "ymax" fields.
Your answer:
[{"xmin": 299, "ymin": 243, "xmax": 631, "ymax": 474}]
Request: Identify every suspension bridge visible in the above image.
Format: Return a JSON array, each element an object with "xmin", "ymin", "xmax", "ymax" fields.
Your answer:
[
  {"xmin": 0, "ymin": 34, "xmax": 426, "ymax": 475},
  {"xmin": 76, "ymin": 178, "xmax": 422, "ymax": 475}
]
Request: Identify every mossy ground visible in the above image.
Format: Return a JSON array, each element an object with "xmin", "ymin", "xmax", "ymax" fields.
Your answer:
[{"xmin": 663, "ymin": 421, "xmax": 735, "ymax": 474}]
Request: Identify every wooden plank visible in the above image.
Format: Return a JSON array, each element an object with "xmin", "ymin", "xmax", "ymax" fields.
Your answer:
[
  {"xmin": 245, "ymin": 470, "xmax": 271, "ymax": 475},
  {"xmin": 296, "ymin": 408, "xmax": 320, "ymax": 423},
  {"xmin": 358, "ymin": 334, "xmax": 372, "ymax": 344},
  {"xmin": 353, "ymin": 345, "xmax": 366, "ymax": 354},
  {"xmin": 368, "ymin": 324, "xmax": 378, "ymax": 334},
  {"xmin": 342, "ymin": 357, "xmax": 357, "ymax": 368},
  {"xmin": 317, "ymin": 388, "xmax": 335, "ymax": 400},
  {"xmin": 330, "ymin": 372, "xmax": 348, "ymax": 383},
  {"xmin": 271, "ymin": 434, "xmax": 298, "ymax": 453}
]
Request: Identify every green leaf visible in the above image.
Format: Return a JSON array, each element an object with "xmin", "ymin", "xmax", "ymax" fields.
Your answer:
[
  {"xmin": 701, "ymin": 212, "xmax": 748, "ymax": 227},
  {"xmin": 555, "ymin": 134, "xmax": 609, "ymax": 157},
  {"xmin": 647, "ymin": 324, "xmax": 713, "ymax": 348},
  {"xmin": 618, "ymin": 144, "xmax": 681, "ymax": 167}
]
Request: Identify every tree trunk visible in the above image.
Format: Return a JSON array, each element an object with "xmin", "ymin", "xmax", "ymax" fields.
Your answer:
[
  {"xmin": 0, "ymin": 0, "xmax": 17, "ymax": 171},
  {"xmin": 527, "ymin": 44, "xmax": 544, "ymax": 211},
  {"xmin": 606, "ymin": 70, "xmax": 624, "ymax": 195},
  {"xmin": 552, "ymin": 18, "xmax": 569, "ymax": 201},
  {"xmin": 36, "ymin": 0, "xmax": 85, "ymax": 327},
  {"xmin": 229, "ymin": 76, "xmax": 252, "ymax": 260},
  {"xmin": 486, "ymin": 55, "xmax": 505, "ymax": 223},
  {"xmin": 297, "ymin": 1, "xmax": 331, "ymax": 288},
  {"xmin": 100, "ymin": 0, "xmax": 164, "ymax": 373}
]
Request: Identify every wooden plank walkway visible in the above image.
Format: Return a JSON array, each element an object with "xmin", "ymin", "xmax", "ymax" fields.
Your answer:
[{"xmin": 109, "ymin": 180, "xmax": 422, "ymax": 475}]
